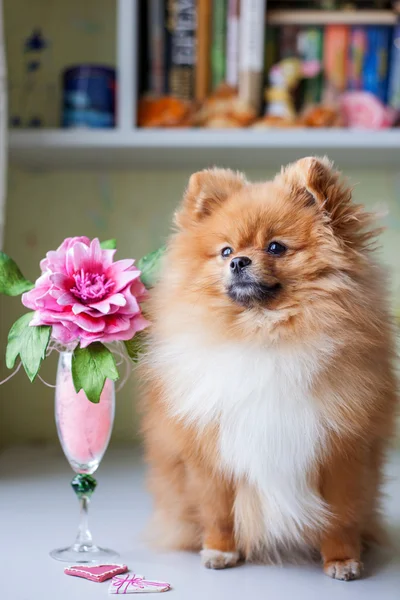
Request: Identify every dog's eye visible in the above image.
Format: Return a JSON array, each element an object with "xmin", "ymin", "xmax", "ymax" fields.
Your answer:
[
  {"xmin": 221, "ymin": 247, "xmax": 234, "ymax": 258},
  {"xmin": 267, "ymin": 242, "xmax": 286, "ymax": 256}
]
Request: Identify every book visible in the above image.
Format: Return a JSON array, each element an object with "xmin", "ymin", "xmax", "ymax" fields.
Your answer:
[
  {"xmin": 164, "ymin": 0, "xmax": 175, "ymax": 94},
  {"xmin": 320, "ymin": 0, "xmax": 338, "ymax": 7},
  {"xmin": 138, "ymin": 0, "xmax": 150, "ymax": 95},
  {"xmin": 239, "ymin": 0, "xmax": 267, "ymax": 111},
  {"xmin": 148, "ymin": 0, "xmax": 165, "ymax": 96},
  {"xmin": 323, "ymin": 25, "xmax": 349, "ymax": 103},
  {"xmin": 196, "ymin": 0, "xmax": 212, "ymax": 101},
  {"xmin": 211, "ymin": 0, "xmax": 227, "ymax": 89},
  {"xmin": 363, "ymin": 26, "xmax": 392, "ymax": 103},
  {"xmin": 226, "ymin": 0, "xmax": 240, "ymax": 88},
  {"xmin": 388, "ymin": 24, "xmax": 400, "ymax": 110},
  {"xmin": 168, "ymin": 0, "xmax": 197, "ymax": 100},
  {"xmin": 264, "ymin": 25, "xmax": 278, "ymax": 85},
  {"xmin": 279, "ymin": 25, "xmax": 300, "ymax": 60},
  {"xmin": 263, "ymin": 25, "xmax": 278, "ymax": 114},
  {"xmin": 348, "ymin": 26, "xmax": 367, "ymax": 91},
  {"xmin": 297, "ymin": 27, "xmax": 323, "ymax": 105}
]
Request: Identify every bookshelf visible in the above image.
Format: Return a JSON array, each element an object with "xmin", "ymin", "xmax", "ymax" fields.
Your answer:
[
  {"xmin": 267, "ymin": 9, "xmax": 397, "ymax": 25},
  {"xmin": 8, "ymin": 0, "xmax": 400, "ymax": 171},
  {"xmin": 9, "ymin": 128, "xmax": 400, "ymax": 169}
]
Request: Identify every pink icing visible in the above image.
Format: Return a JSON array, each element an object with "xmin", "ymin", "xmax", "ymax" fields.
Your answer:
[
  {"xmin": 55, "ymin": 353, "xmax": 114, "ymax": 472},
  {"xmin": 65, "ymin": 564, "xmax": 128, "ymax": 582},
  {"xmin": 72, "ymin": 565, "xmax": 121, "ymax": 575}
]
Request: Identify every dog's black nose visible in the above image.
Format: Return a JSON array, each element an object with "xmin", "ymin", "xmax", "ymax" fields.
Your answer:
[{"xmin": 230, "ymin": 256, "xmax": 252, "ymax": 274}]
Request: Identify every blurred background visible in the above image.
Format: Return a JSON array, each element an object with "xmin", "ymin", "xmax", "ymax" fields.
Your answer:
[{"xmin": 0, "ymin": 0, "xmax": 399, "ymax": 448}]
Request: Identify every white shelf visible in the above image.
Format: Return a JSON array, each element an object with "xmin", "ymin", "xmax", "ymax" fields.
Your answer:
[
  {"xmin": 267, "ymin": 9, "xmax": 397, "ymax": 25},
  {"xmin": 8, "ymin": 129, "xmax": 400, "ymax": 170}
]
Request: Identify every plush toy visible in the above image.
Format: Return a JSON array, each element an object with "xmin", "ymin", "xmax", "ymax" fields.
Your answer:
[
  {"xmin": 265, "ymin": 57, "xmax": 321, "ymax": 122},
  {"xmin": 298, "ymin": 105, "xmax": 343, "ymax": 128},
  {"xmin": 192, "ymin": 83, "xmax": 256, "ymax": 128},
  {"xmin": 138, "ymin": 96, "xmax": 194, "ymax": 127},
  {"xmin": 340, "ymin": 91, "xmax": 397, "ymax": 129}
]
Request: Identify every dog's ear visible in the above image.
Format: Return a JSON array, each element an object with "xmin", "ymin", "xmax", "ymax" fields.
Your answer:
[
  {"xmin": 292, "ymin": 156, "xmax": 339, "ymax": 208},
  {"xmin": 279, "ymin": 156, "xmax": 346, "ymax": 214},
  {"xmin": 280, "ymin": 156, "xmax": 379, "ymax": 251},
  {"xmin": 174, "ymin": 168, "xmax": 247, "ymax": 229}
]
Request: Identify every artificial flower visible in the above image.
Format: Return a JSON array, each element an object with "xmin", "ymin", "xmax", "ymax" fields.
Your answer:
[{"xmin": 22, "ymin": 237, "xmax": 148, "ymax": 348}]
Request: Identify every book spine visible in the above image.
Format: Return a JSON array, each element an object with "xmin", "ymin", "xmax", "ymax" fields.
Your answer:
[
  {"xmin": 362, "ymin": 26, "xmax": 377, "ymax": 98},
  {"xmin": 363, "ymin": 26, "xmax": 391, "ymax": 103},
  {"xmin": 226, "ymin": 0, "xmax": 240, "ymax": 88},
  {"xmin": 320, "ymin": 0, "xmax": 338, "ymax": 8},
  {"xmin": 323, "ymin": 25, "xmax": 349, "ymax": 102},
  {"xmin": 196, "ymin": 0, "xmax": 212, "ymax": 101},
  {"xmin": 262, "ymin": 24, "xmax": 278, "ymax": 115},
  {"xmin": 279, "ymin": 25, "xmax": 300, "ymax": 59},
  {"xmin": 148, "ymin": 0, "xmax": 166, "ymax": 96},
  {"xmin": 264, "ymin": 25, "xmax": 278, "ymax": 86},
  {"xmin": 138, "ymin": 1, "xmax": 150, "ymax": 96},
  {"xmin": 164, "ymin": 0, "xmax": 174, "ymax": 94},
  {"xmin": 239, "ymin": 0, "xmax": 267, "ymax": 111},
  {"xmin": 378, "ymin": 26, "xmax": 391, "ymax": 105},
  {"xmin": 168, "ymin": 0, "xmax": 197, "ymax": 100},
  {"xmin": 211, "ymin": 0, "xmax": 227, "ymax": 89},
  {"xmin": 297, "ymin": 26, "xmax": 323, "ymax": 104},
  {"xmin": 348, "ymin": 26, "xmax": 367, "ymax": 91},
  {"xmin": 388, "ymin": 24, "xmax": 400, "ymax": 110}
]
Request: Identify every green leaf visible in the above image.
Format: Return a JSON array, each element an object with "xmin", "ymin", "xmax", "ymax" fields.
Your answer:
[
  {"xmin": 100, "ymin": 239, "xmax": 117, "ymax": 250},
  {"xmin": 137, "ymin": 246, "xmax": 166, "ymax": 289},
  {"xmin": 6, "ymin": 312, "xmax": 51, "ymax": 381},
  {"xmin": 72, "ymin": 342, "xmax": 119, "ymax": 403},
  {"xmin": 0, "ymin": 251, "xmax": 34, "ymax": 296},
  {"xmin": 5, "ymin": 314, "xmax": 33, "ymax": 369},
  {"xmin": 124, "ymin": 331, "xmax": 146, "ymax": 363}
]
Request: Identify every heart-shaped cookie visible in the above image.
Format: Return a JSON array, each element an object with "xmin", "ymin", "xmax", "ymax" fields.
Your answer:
[{"xmin": 65, "ymin": 564, "xmax": 128, "ymax": 582}]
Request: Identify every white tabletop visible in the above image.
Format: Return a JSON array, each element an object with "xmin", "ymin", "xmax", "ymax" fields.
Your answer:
[{"xmin": 1, "ymin": 445, "xmax": 399, "ymax": 600}]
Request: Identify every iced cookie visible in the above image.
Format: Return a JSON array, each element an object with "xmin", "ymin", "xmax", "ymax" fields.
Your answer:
[
  {"xmin": 65, "ymin": 564, "xmax": 128, "ymax": 583},
  {"xmin": 109, "ymin": 573, "xmax": 171, "ymax": 594}
]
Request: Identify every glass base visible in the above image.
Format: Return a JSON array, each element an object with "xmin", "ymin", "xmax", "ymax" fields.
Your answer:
[{"xmin": 50, "ymin": 543, "xmax": 119, "ymax": 563}]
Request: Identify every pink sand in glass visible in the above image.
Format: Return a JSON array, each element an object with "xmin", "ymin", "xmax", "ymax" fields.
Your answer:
[{"xmin": 55, "ymin": 353, "xmax": 115, "ymax": 474}]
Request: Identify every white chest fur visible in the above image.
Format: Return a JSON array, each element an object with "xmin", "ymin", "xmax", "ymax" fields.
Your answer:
[{"xmin": 154, "ymin": 334, "xmax": 333, "ymax": 550}]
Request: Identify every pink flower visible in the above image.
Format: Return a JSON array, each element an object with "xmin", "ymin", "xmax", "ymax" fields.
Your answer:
[{"xmin": 22, "ymin": 237, "xmax": 149, "ymax": 348}]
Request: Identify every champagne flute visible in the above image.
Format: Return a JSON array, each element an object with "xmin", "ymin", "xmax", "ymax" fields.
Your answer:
[{"xmin": 50, "ymin": 351, "xmax": 118, "ymax": 563}]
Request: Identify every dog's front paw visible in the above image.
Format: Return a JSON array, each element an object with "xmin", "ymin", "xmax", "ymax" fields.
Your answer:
[
  {"xmin": 324, "ymin": 559, "xmax": 363, "ymax": 581},
  {"xmin": 200, "ymin": 548, "xmax": 240, "ymax": 570}
]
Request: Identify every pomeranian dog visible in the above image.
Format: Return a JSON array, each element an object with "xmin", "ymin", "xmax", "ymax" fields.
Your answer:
[{"xmin": 140, "ymin": 157, "xmax": 397, "ymax": 580}]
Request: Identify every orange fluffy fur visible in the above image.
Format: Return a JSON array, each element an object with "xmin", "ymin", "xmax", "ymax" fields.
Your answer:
[{"xmin": 139, "ymin": 157, "xmax": 398, "ymax": 580}]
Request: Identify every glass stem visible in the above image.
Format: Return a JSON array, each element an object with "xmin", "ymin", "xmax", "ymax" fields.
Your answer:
[{"xmin": 75, "ymin": 494, "xmax": 93, "ymax": 549}]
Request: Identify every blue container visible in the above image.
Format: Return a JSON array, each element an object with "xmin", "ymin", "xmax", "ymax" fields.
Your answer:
[{"xmin": 62, "ymin": 65, "xmax": 116, "ymax": 128}]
